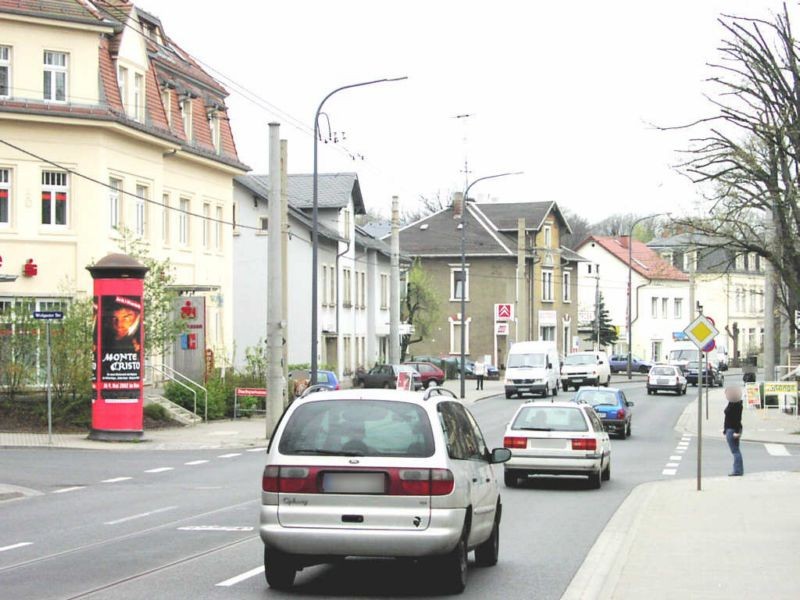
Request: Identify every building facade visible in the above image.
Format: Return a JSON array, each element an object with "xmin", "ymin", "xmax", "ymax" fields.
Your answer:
[{"xmin": 0, "ymin": 1, "xmax": 247, "ymax": 374}]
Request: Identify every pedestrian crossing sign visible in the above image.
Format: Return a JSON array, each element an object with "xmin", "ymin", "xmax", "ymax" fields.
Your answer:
[{"xmin": 683, "ymin": 315, "xmax": 718, "ymax": 349}]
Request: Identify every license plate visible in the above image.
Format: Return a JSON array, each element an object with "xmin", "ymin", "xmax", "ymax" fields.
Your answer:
[
  {"xmin": 657, "ymin": 379, "xmax": 669, "ymax": 385},
  {"xmin": 572, "ymin": 378, "xmax": 584, "ymax": 382},
  {"xmin": 600, "ymin": 413, "xmax": 609, "ymax": 419},
  {"xmin": 322, "ymin": 472, "xmax": 386, "ymax": 494}
]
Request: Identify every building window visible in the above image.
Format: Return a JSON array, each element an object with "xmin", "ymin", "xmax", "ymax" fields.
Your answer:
[
  {"xmin": 661, "ymin": 298, "xmax": 668, "ymax": 319},
  {"xmin": 41, "ymin": 171, "xmax": 68, "ymax": 225},
  {"xmin": 161, "ymin": 88, "xmax": 171, "ymax": 125},
  {"xmin": 343, "ymin": 208, "xmax": 351, "ymax": 240},
  {"xmin": 321, "ymin": 267, "xmax": 328, "ymax": 307},
  {"xmin": 735, "ymin": 254, "xmax": 744, "ymax": 271},
  {"xmin": 202, "ymin": 203, "xmax": 210, "ymax": 248},
  {"xmin": 43, "ymin": 51, "xmax": 67, "ymax": 102},
  {"xmin": 109, "ymin": 178, "xmax": 122, "ymax": 230},
  {"xmin": 651, "ymin": 341, "xmax": 662, "ymax": 363},
  {"xmin": 133, "ymin": 72, "xmax": 144, "ymax": 121},
  {"xmin": 542, "ymin": 270, "xmax": 553, "ymax": 302},
  {"xmin": 329, "ymin": 265, "xmax": 336, "ymax": 306},
  {"xmin": 749, "ymin": 289, "xmax": 756, "ymax": 313},
  {"xmin": 135, "ymin": 184, "xmax": 148, "ymax": 238},
  {"xmin": 215, "ymin": 206, "xmax": 222, "ymax": 250},
  {"xmin": 0, "ymin": 46, "xmax": 10, "ymax": 98},
  {"xmin": 359, "ymin": 272, "xmax": 366, "ymax": 308},
  {"xmin": 259, "ymin": 216, "xmax": 268, "ymax": 231},
  {"xmin": 0, "ymin": 169, "xmax": 10, "ymax": 225},
  {"xmin": 543, "ymin": 225, "xmax": 552, "ymax": 248},
  {"xmin": 380, "ymin": 274, "xmax": 389, "ymax": 309},
  {"xmin": 674, "ymin": 298, "xmax": 683, "ymax": 320},
  {"xmin": 449, "ymin": 315, "xmax": 470, "ymax": 355},
  {"xmin": 539, "ymin": 325, "xmax": 555, "ymax": 341},
  {"xmin": 563, "ymin": 323, "xmax": 571, "ymax": 356},
  {"xmin": 651, "ymin": 297, "xmax": 658, "ymax": 319},
  {"xmin": 179, "ymin": 197, "xmax": 190, "ymax": 245},
  {"xmin": 162, "ymin": 194, "xmax": 170, "ymax": 245},
  {"xmin": 562, "ymin": 271, "xmax": 571, "ymax": 303},
  {"xmin": 181, "ymin": 97, "xmax": 193, "ymax": 141},
  {"xmin": 118, "ymin": 66, "xmax": 128, "ymax": 111},
  {"xmin": 451, "ymin": 268, "xmax": 469, "ymax": 301},
  {"xmin": 343, "ymin": 268, "xmax": 352, "ymax": 307},
  {"xmin": 208, "ymin": 112, "xmax": 220, "ymax": 154}
]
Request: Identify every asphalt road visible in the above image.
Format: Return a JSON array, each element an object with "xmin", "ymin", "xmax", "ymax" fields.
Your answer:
[{"xmin": 2, "ymin": 383, "xmax": 799, "ymax": 600}]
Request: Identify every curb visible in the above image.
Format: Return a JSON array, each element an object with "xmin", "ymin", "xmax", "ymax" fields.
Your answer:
[{"xmin": 561, "ymin": 482, "xmax": 656, "ymax": 599}]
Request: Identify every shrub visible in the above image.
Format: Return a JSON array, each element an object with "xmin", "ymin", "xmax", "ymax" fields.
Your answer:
[{"xmin": 144, "ymin": 402, "xmax": 169, "ymax": 421}]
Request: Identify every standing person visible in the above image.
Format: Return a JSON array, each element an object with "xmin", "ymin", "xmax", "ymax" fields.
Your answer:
[
  {"xmin": 474, "ymin": 360, "xmax": 485, "ymax": 391},
  {"xmin": 723, "ymin": 386, "xmax": 744, "ymax": 476}
]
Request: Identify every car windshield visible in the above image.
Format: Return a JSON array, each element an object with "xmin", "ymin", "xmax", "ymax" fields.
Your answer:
[
  {"xmin": 669, "ymin": 349, "xmax": 698, "ymax": 362},
  {"xmin": 316, "ymin": 372, "xmax": 331, "ymax": 384},
  {"xmin": 512, "ymin": 406, "xmax": 588, "ymax": 432},
  {"xmin": 507, "ymin": 353, "xmax": 546, "ymax": 368},
  {"xmin": 279, "ymin": 400, "xmax": 435, "ymax": 457},
  {"xmin": 397, "ymin": 365, "xmax": 418, "ymax": 375},
  {"xmin": 576, "ymin": 390, "xmax": 618, "ymax": 406},
  {"xmin": 652, "ymin": 366, "xmax": 676, "ymax": 376},
  {"xmin": 564, "ymin": 354, "xmax": 596, "ymax": 365}
]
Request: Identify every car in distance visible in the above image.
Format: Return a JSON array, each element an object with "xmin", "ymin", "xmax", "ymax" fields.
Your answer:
[
  {"xmin": 357, "ymin": 364, "xmax": 423, "ymax": 390},
  {"xmin": 646, "ymin": 364, "xmax": 687, "ymax": 395},
  {"xmin": 609, "ymin": 354, "xmax": 653, "ymax": 374},
  {"xmin": 288, "ymin": 369, "xmax": 340, "ymax": 398},
  {"xmin": 684, "ymin": 362, "xmax": 724, "ymax": 387},
  {"xmin": 503, "ymin": 401, "xmax": 611, "ymax": 489},
  {"xmin": 573, "ymin": 387, "xmax": 634, "ymax": 439},
  {"xmin": 403, "ymin": 361, "xmax": 446, "ymax": 388},
  {"xmin": 504, "ymin": 341, "xmax": 561, "ymax": 398},
  {"xmin": 259, "ymin": 388, "xmax": 512, "ymax": 593},
  {"xmin": 560, "ymin": 351, "xmax": 611, "ymax": 390}
]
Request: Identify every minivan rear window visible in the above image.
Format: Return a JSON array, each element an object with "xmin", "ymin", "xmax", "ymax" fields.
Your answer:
[{"xmin": 279, "ymin": 400, "xmax": 435, "ymax": 458}]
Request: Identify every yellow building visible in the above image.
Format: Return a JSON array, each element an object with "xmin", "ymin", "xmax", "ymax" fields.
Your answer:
[{"xmin": 0, "ymin": 1, "xmax": 247, "ymax": 367}]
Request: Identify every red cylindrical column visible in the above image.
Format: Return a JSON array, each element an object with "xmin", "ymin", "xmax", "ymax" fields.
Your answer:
[{"xmin": 87, "ymin": 254, "xmax": 149, "ymax": 441}]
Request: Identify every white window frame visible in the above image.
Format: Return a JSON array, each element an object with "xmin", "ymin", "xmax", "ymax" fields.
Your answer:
[
  {"xmin": 162, "ymin": 193, "xmax": 170, "ymax": 245},
  {"xmin": 208, "ymin": 111, "xmax": 220, "ymax": 153},
  {"xmin": 450, "ymin": 266, "xmax": 469, "ymax": 302},
  {"xmin": 343, "ymin": 268, "xmax": 352, "ymax": 307},
  {"xmin": 161, "ymin": 88, "xmax": 171, "ymax": 125},
  {"xmin": 109, "ymin": 177, "xmax": 122, "ymax": 230},
  {"xmin": 135, "ymin": 184, "xmax": 148, "ymax": 238},
  {"xmin": 322, "ymin": 266, "xmax": 328, "ymax": 307},
  {"xmin": 661, "ymin": 297, "xmax": 668, "ymax": 319},
  {"xmin": 215, "ymin": 206, "xmax": 222, "ymax": 250},
  {"xmin": 562, "ymin": 322, "xmax": 571, "ymax": 356},
  {"xmin": 651, "ymin": 297, "xmax": 658, "ymax": 319},
  {"xmin": 562, "ymin": 271, "xmax": 571, "ymax": 302},
  {"xmin": 202, "ymin": 202, "xmax": 210, "ymax": 248},
  {"xmin": 542, "ymin": 269, "xmax": 553, "ymax": 302},
  {"xmin": 539, "ymin": 325, "xmax": 556, "ymax": 342},
  {"xmin": 178, "ymin": 197, "xmax": 190, "ymax": 245},
  {"xmin": 448, "ymin": 314, "xmax": 471, "ymax": 355},
  {"xmin": 43, "ymin": 51, "xmax": 67, "ymax": 102},
  {"xmin": 133, "ymin": 72, "xmax": 144, "ymax": 122},
  {"xmin": 343, "ymin": 208, "xmax": 351, "ymax": 241},
  {"xmin": 0, "ymin": 46, "xmax": 11, "ymax": 98},
  {"xmin": 181, "ymin": 97, "xmax": 193, "ymax": 141},
  {"xmin": 0, "ymin": 168, "xmax": 10, "ymax": 226},
  {"xmin": 118, "ymin": 65, "xmax": 128, "ymax": 112},
  {"xmin": 329, "ymin": 264, "xmax": 336, "ymax": 306},
  {"xmin": 380, "ymin": 273, "xmax": 388, "ymax": 309},
  {"xmin": 543, "ymin": 225, "xmax": 552, "ymax": 248},
  {"xmin": 674, "ymin": 297, "xmax": 682, "ymax": 320},
  {"xmin": 41, "ymin": 171, "xmax": 68, "ymax": 226},
  {"xmin": 359, "ymin": 272, "xmax": 366, "ymax": 308}
]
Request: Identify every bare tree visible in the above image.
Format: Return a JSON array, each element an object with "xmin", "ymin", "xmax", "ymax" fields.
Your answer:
[
  {"xmin": 560, "ymin": 209, "xmax": 592, "ymax": 249},
  {"xmin": 401, "ymin": 191, "xmax": 449, "ymax": 224}
]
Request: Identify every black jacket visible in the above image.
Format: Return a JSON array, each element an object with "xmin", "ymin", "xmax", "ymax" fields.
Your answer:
[{"xmin": 723, "ymin": 401, "xmax": 743, "ymax": 433}]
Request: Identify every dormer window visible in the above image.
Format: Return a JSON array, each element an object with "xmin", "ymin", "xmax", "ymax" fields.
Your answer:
[
  {"xmin": 133, "ymin": 72, "xmax": 144, "ymax": 122},
  {"xmin": 180, "ymin": 95, "xmax": 193, "ymax": 141},
  {"xmin": 543, "ymin": 225, "xmax": 552, "ymax": 248},
  {"xmin": 161, "ymin": 87, "xmax": 171, "ymax": 126},
  {"xmin": 208, "ymin": 109, "xmax": 220, "ymax": 154},
  {"xmin": 44, "ymin": 51, "xmax": 67, "ymax": 102}
]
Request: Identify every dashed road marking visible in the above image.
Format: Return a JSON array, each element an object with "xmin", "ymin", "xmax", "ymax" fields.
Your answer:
[
  {"xmin": 185, "ymin": 460, "xmax": 209, "ymax": 465},
  {"xmin": 662, "ymin": 468, "xmax": 677, "ymax": 476},
  {"xmin": 218, "ymin": 453, "xmax": 242, "ymax": 459},
  {"xmin": 144, "ymin": 467, "xmax": 174, "ymax": 473},
  {"xmin": 0, "ymin": 542, "xmax": 32, "ymax": 553},
  {"xmin": 669, "ymin": 455, "xmax": 682, "ymax": 461},
  {"xmin": 216, "ymin": 566, "xmax": 265, "ymax": 587},
  {"xmin": 666, "ymin": 463, "xmax": 680, "ymax": 468},
  {"xmin": 52, "ymin": 486, "xmax": 85, "ymax": 494},
  {"xmin": 178, "ymin": 525, "xmax": 254, "ymax": 532},
  {"xmin": 101, "ymin": 477, "xmax": 132, "ymax": 483},
  {"xmin": 104, "ymin": 506, "xmax": 178, "ymax": 526},
  {"xmin": 765, "ymin": 443, "xmax": 791, "ymax": 457}
]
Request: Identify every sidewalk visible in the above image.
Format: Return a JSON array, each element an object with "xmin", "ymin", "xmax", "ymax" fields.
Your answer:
[
  {"xmin": 676, "ymin": 385, "xmax": 800, "ymax": 446},
  {"xmin": 563, "ymin": 471, "xmax": 800, "ymax": 599}
]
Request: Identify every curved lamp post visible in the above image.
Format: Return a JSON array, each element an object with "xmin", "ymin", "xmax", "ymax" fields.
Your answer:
[
  {"xmin": 310, "ymin": 77, "xmax": 407, "ymax": 384},
  {"xmin": 459, "ymin": 172, "xmax": 523, "ymax": 398},
  {"xmin": 626, "ymin": 212, "xmax": 671, "ymax": 379}
]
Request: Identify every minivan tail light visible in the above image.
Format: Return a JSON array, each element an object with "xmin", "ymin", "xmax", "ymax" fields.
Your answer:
[
  {"xmin": 504, "ymin": 436, "xmax": 527, "ymax": 449},
  {"xmin": 261, "ymin": 465, "xmax": 316, "ymax": 493},
  {"xmin": 262, "ymin": 465, "xmax": 280, "ymax": 492},
  {"xmin": 571, "ymin": 438, "xmax": 597, "ymax": 451},
  {"xmin": 395, "ymin": 468, "xmax": 454, "ymax": 496}
]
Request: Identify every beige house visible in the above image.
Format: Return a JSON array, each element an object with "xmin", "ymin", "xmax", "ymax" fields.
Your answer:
[{"xmin": 0, "ymin": 1, "xmax": 247, "ymax": 368}]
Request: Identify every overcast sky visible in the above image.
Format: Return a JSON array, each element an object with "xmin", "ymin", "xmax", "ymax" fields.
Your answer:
[{"xmin": 138, "ymin": 0, "xmax": 793, "ymax": 223}]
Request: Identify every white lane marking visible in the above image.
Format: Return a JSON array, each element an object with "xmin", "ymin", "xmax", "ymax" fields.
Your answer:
[
  {"xmin": 765, "ymin": 443, "xmax": 791, "ymax": 457},
  {"xmin": 101, "ymin": 477, "xmax": 132, "ymax": 483},
  {"xmin": 52, "ymin": 486, "xmax": 85, "ymax": 494},
  {"xmin": 210, "ymin": 431, "xmax": 239, "ymax": 437},
  {"xmin": 178, "ymin": 525, "xmax": 254, "ymax": 532},
  {"xmin": 216, "ymin": 566, "xmax": 265, "ymax": 587},
  {"xmin": 675, "ymin": 449, "xmax": 686, "ymax": 453},
  {"xmin": 144, "ymin": 467, "xmax": 174, "ymax": 473},
  {"xmin": 662, "ymin": 468, "xmax": 677, "ymax": 476},
  {"xmin": 246, "ymin": 448, "xmax": 267, "ymax": 453},
  {"xmin": 0, "ymin": 542, "xmax": 32, "ymax": 553},
  {"xmin": 104, "ymin": 506, "xmax": 178, "ymax": 526},
  {"xmin": 665, "ymin": 462, "xmax": 680, "ymax": 468},
  {"xmin": 669, "ymin": 455, "xmax": 682, "ymax": 461},
  {"xmin": 218, "ymin": 453, "xmax": 242, "ymax": 458},
  {"xmin": 185, "ymin": 460, "xmax": 209, "ymax": 465}
]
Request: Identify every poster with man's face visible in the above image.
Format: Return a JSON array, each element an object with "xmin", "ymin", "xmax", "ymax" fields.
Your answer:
[{"xmin": 100, "ymin": 295, "xmax": 142, "ymax": 382}]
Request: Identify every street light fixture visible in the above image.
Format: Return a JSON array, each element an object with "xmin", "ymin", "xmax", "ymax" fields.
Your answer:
[
  {"xmin": 626, "ymin": 212, "xmax": 671, "ymax": 379},
  {"xmin": 459, "ymin": 172, "xmax": 523, "ymax": 398},
  {"xmin": 310, "ymin": 77, "xmax": 407, "ymax": 384}
]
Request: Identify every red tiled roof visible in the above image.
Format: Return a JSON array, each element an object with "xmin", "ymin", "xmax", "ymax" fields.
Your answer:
[
  {"xmin": 190, "ymin": 97, "xmax": 214, "ymax": 153},
  {"xmin": 218, "ymin": 109, "xmax": 238, "ymax": 159},
  {"xmin": 0, "ymin": 0, "xmax": 105, "ymax": 23},
  {"xmin": 98, "ymin": 36, "xmax": 123, "ymax": 113},
  {"xmin": 582, "ymin": 236, "xmax": 689, "ymax": 281},
  {"xmin": 144, "ymin": 61, "xmax": 169, "ymax": 132}
]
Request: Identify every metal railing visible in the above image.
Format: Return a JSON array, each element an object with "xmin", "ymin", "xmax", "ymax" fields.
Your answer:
[{"xmin": 145, "ymin": 362, "xmax": 208, "ymax": 423}]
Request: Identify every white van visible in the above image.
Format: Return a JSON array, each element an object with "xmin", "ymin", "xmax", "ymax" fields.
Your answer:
[
  {"xmin": 504, "ymin": 341, "xmax": 561, "ymax": 399},
  {"xmin": 667, "ymin": 341, "xmax": 719, "ymax": 373},
  {"xmin": 560, "ymin": 350, "xmax": 611, "ymax": 391}
]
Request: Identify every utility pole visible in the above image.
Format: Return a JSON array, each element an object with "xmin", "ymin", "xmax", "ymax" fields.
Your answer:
[
  {"xmin": 696, "ymin": 302, "xmax": 704, "ymax": 492},
  {"xmin": 280, "ymin": 139, "xmax": 289, "ymax": 408},
  {"xmin": 517, "ymin": 218, "xmax": 527, "ymax": 343},
  {"xmin": 764, "ymin": 207, "xmax": 776, "ymax": 380},
  {"xmin": 689, "ymin": 243, "xmax": 696, "ymax": 329},
  {"xmin": 594, "ymin": 264, "xmax": 601, "ymax": 350},
  {"xmin": 266, "ymin": 123, "xmax": 285, "ymax": 437},
  {"xmin": 389, "ymin": 196, "xmax": 400, "ymax": 364}
]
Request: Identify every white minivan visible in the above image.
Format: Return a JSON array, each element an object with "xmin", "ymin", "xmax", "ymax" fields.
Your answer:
[
  {"xmin": 560, "ymin": 350, "xmax": 611, "ymax": 391},
  {"xmin": 504, "ymin": 341, "xmax": 561, "ymax": 399}
]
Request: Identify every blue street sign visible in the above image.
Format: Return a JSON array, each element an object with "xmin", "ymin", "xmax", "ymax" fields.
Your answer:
[{"xmin": 33, "ymin": 311, "xmax": 64, "ymax": 320}]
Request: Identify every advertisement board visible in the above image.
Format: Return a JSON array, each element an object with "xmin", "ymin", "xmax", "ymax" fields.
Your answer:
[{"xmin": 745, "ymin": 383, "xmax": 761, "ymax": 409}]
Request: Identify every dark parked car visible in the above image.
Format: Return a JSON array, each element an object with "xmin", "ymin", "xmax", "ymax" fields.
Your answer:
[
  {"xmin": 357, "ymin": 364, "xmax": 423, "ymax": 390},
  {"xmin": 609, "ymin": 354, "xmax": 653, "ymax": 374},
  {"xmin": 402, "ymin": 361, "xmax": 445, "ymax": 388},
  {"xmin": 573, "ymin": 387, "xmax": 633, "ymax": 439},
  {"xmin": 685, "ymin": 363, "xmax": 724, "ymax": 387}
]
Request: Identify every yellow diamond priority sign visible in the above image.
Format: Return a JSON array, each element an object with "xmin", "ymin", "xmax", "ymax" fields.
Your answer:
[{"xmin": 683, "ymin": 315, "xmax": 718, "ymax": 349}]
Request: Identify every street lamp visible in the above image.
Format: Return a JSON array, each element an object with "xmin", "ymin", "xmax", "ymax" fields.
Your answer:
[
  {"xmin": 459, "ymin": 172, "xmax": 523, "ymax": 398},
  {"xmin": 626, "ymin": 212, "xmax": 671, "ymax": 379},
  {"xmin": 310, "ymin": 77, "xmax": 407, "ymax": 384}
]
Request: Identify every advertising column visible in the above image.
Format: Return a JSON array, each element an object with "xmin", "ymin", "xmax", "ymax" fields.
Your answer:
[{"xmin": 87, "ymin": 253, "xmax": 148, "ymax": 441}]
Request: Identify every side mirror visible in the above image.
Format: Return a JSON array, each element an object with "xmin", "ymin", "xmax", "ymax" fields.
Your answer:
[
  {"xmin": 490, "ymin": 448, "xmax": 512, "ymax": 464},
  {"xmin": 598, "ymin": 360, "xmax": 604, "ymax": 365},
  {"xmin": 547, "ymin": 363, "xmax": 553, "ymax": 370},
  {"xmin": 627, "ymin": 401, "xmax": 635, "ymax": 407}
]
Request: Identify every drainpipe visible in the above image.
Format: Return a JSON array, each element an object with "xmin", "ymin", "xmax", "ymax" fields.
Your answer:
[{"xmin": 335, "ymin": 238, "xmax": 352, "ymax": 375}]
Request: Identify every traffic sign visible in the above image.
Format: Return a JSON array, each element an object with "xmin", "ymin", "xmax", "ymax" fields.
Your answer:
[
  {"xmin": 495, "ymin": 303, "xmax": 513, "ymax": 321},
  {"xmin": 683, "ymin": 314, "xmax": 718, "ymax": 350},
  {"xmin": 701, "ymin": 316, "xmax": 716, "ymax": 352},
  {"xmin": 33, "ymin": 311, "xmax": 64, "ymax": 320}
]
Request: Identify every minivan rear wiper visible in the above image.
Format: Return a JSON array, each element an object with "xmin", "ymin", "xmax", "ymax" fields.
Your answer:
[
  {"xmin": 287, "ymin": 448, "xmax": 365, "ymax": 456},
  {"xmin": 516, "ymin": 427, "xmax": 552, "ymax": 431}
]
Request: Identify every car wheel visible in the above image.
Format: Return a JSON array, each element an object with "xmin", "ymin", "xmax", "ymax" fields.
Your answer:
[
  {"xmin": 383, "ymin": 382, "xmax": 391, "ymax": 389},
  {"xmin": 438, "ymin": 380, "xmax": 445, "ymax": 387},
  {"xmin": 626, "ymin": 421, "xmax": 632, "ymax": 437},
  {"xmin": 264, "ymin": 546, "xmax": 297, "ymax": 590},
  {"xmin": 426, "ymin": 379, "xmax": 437, "ymax": 389},
  {"xmin": 516, "ymin": 391, "xmax": 523, "ymax": 398},
  {"xmin": 438, "ymin": 532, "xmax": 468, "ymax": 594},
  {"xmin": 601, "ymin": 461, "xmax": 611, "ymax": 481},
  {"xmin": 603, "ymin": 376, "xmax": 610, "ymax": 388},
  {"xmin": 553, "ymin": 383, "xmax": 558, "ymax": 397},
  {"xmin": 718, "ymin": 376, "xmax": 724, "ymax": 388},
  {"xmin": 563, "ymin": 383, "xmax": 570, "ymax": 392},
  {"xmin": 541, "ymin": 385, "xmax": 549, "ymax": 398},
  {"xmin": 647, "ymin": 389, "xmax": 652, "ymax": 395},
  {"xmin": 474, "ymin": 517, "xmax": 500, "ymax": 567},
  {"xmin": 505, "ymin": 391, "xmax": 513, "ymax": 399},
  {"xmin": 504, "ymin": 470, "xmax": 518, "ymax": 487},
  {"xmin": 589, "ymin": 469, "xmax": 602, "ymax": 489}
]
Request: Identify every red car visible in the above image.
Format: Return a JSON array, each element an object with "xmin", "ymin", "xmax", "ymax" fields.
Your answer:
[{"xmin": 402, "ymin": 361, "xmax": 445, "ymax": 388}]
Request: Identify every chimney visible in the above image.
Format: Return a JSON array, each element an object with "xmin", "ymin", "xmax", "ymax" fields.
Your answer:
[
  {"xmin": 452, "ymin": 192, "xmax": 464, "ymax": 220},
  {"xmin": 619, "ymin": 235, "xmax": 630, "ymax": 249}
]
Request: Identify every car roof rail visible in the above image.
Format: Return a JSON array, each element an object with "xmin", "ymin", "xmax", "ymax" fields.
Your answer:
[
  {"xmin": 299, "ymin": 384, "xmax": 331, "ymax": 398},
  {"xmin": 422, "ymin": 386, "xmax": 457, "ymax": 401}
]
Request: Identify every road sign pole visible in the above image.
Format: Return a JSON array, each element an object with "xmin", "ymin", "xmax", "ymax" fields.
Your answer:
[
  {"xmin": 697, "ymin": 349, "xmax": 703, "ymax": 491},
  {"xmin": 46, "ymin": 320, "xmax": 52, "ymax": 446}
]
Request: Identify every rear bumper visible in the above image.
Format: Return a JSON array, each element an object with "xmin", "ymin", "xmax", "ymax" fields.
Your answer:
[
  {"xmin": 505, "ymin": 454, "xmax": 602, "ymax": 475},
  {"xmin": 259, "ymin": 506, "xmax": 466, "ymax": 558},
  {"xmin": 648, "ymin": 384, "xmax": 681, "ymax": 392},
  {"xmin": 505, "ymin": 384, "xmax": 546, "ymax": 394},
  {"xmin": 561, "ymin": 376, "xmax": 598, "ymax": 386},
  {"xmin": 601, "ymin": 418, "xmax": 626, "ymax": 433}
]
